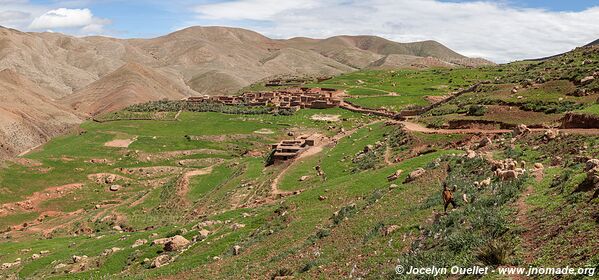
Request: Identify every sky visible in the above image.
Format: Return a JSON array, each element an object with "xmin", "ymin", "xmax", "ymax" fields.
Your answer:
[{"xmin": 1, "ymin": 0, "xmax": 599, "ymax": 62}]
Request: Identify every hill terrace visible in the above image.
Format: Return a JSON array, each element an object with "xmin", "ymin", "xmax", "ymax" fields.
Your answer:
[{"xmin": 186, "ymin": 87, "xmax": 345, "ymax": 110}]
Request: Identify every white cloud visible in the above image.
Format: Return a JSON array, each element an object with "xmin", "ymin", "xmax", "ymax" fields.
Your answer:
[
  {"xmin": 28, "ymin": 8, "xmax": 110, "ymax": 33},
  {"xmin": 193, "ymin": 0, "xmax": 599, "ymax": 62}
]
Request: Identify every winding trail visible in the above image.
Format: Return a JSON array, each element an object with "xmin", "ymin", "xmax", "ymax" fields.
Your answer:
[
  {"xmin": 398, "ymin": 121, "xmax": 599, "ymax": 135},
  {"xmin": 270, "ymin": 121, "xmax": 381, "ymax": 197}
]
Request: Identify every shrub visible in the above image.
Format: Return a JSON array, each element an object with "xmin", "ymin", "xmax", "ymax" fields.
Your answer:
[{"xmin": 466, "ymin": 105, "xmax": 486, "ymax": 116}]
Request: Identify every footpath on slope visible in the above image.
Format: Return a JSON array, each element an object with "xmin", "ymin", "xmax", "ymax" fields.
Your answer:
[{"xmin": 270, "ymin": 121, "xmax": 381, "ymax": 197}]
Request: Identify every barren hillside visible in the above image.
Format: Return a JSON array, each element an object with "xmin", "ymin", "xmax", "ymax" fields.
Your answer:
[
  {"xmin": 63, "ymin": 63, "xmax": 193, "ymax": 116},
  {"xmin": 0, "ymin": 69, "xmax": 81, "ymax": 158}
]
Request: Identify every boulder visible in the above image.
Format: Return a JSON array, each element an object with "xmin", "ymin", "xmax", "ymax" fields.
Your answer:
[
  {"xmin": 585, "ymin": 159, "xmax": 599, "ymax": 172},
  {"xmin": 581, "ymin": 76, "xmax": 595, "ymax": 85},
  {"xmin": 383, "ymin": 225, "xmax": 400, "ymax": 236},
  {"xmin": 479, "ymin": 137, "xmax": 492, "ymax": 148},
  {"xmin": 299, "ymin": 176, "xmax": 310, "ymax": 182},
  {"xmin": 389, "ymin": 184, "xmax": 398, "ymax": 190},
  {"xmin": 132, "ymin": 239, "xmax": 148, "ymax": 248},
  {"xmin": 109, "ymin": 185, "xmax": 121, "ymax": 192},
  {"xmin": 72, "ymin": 255, "xmax": 88, "ymax": 264},
  {"xmin": 544, "ymin": 129, "xmax": 559, "ymax": 140},
  {"xmin": 318, "ymin": 195, "xmax": 328, "ymax": 201},
  {"xmin": 386, "ymin": 169, "xmax": 403, "ymax": 181},
  {"xmin": 102, "ymin": 247, "xmax": 121, "ymax": 256},
  {"xmin": 31, "ymin": 254, "xmax": 41, "ymax": 260},
  {"xmin": 112, "ymin": 225, "xmax": 122, "ymax": 231},
  {"xmin": 164, "ymin": 235, "xmax": 190, "ymax": 252},
  {"xmin": 466, "ymin": 150, "xmax": 477, "ymax": 159},
  {"xmin": 513, "ymin": 124, "xmax": 531, "ymax": 136},
  {"xmin": 152, "ymin": 237, "xmax": 171, "ymax": 246},
  {"xmin": 151, "ymin": 255, "xmax": 171, "ymax": 268},
  {"xmin": 406, "ymin": 168, "xmax": 426, "ymax": 182},
  {"xmin": 199, "ymin": 229, "xmax": 211, "ymax": 238}
]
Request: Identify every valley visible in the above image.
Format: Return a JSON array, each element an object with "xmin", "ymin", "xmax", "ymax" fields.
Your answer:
[{"xmin": 0, "ymin": 41, "xmax": 597, "ymax": 279}]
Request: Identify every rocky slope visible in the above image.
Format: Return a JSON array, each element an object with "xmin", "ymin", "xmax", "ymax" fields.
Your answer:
[{"xmin": 0, "ymin": 69, "xmax": 82, "ymax": 158}]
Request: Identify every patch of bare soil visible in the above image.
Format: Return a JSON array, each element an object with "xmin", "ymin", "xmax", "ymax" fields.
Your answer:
[
  {"xmin": 253, "ymin": 128, "xmax": 274, "ymax": 135},
  {"xmin": 424, "ymin": 95, "xmax": 450, "ymax": 103},
  {"xmin": 137, "ymin": 149, "xmax": 227, "ymax": 162},
  {"xmin": 0, "ymin": 183, "xmax": 83, "ymax": 217},
  {"xmin": 11, "ymin": 158, "xmax": 43, "ymax": 167},
  {"xmin": 104, "ymin": 138, "xmax": 137, "ymax": 148},
  {"xmin": 310, "ymin": 114, "xmax": 341, "ymax": 122}
]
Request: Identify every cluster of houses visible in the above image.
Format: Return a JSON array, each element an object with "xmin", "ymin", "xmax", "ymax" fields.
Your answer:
[
  {"xmin": 186, "ymin": 87, "xmax": 345, "ymax": 110},
  {"xmin": 270, "ymin": 134, "xmax": 319, "ymax": 161}
]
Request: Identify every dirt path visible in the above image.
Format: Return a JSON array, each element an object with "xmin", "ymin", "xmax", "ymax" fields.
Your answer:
[
  {"xmin": 104, "ymin": 137, "xmax": 137, "ymax": 148},
  {"xmin": 176, "ymin": 166, "xmax": 214, "ymax": 203},
  {"xmin": 399, "ymin": 121, "xmax": 599, "ymax": 135},
  {"xmin": 515, "ymin": 183, "xmax": 536, "ymax": 266},
  {"xmin": 384, "ymin": 145, "xmax": 394, "ymax": 165},
  {"xmin": 270, "ymin": 121, "xmax": 381, "ymax": 197}
]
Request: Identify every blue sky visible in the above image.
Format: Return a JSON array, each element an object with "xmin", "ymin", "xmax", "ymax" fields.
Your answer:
[{"xmin": 1, "ymin": 0, "xmax": 599, "ymax": 61}]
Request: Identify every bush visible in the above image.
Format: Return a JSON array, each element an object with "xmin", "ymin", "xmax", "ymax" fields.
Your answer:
[
  {"xmin": 466, "ymin": 105, "xmax": 486, "ymax": 116},
  {"xmin": 476, "ymin": 240, "xmax": 511, "ymax": 266}
]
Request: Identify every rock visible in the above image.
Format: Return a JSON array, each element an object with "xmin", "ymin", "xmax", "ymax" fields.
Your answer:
[
  {"xmin": 479, "ymin": 178, "xmax": 491, "ymax": 187},
  {"xmin": 1, "ymin": 260, "xmax": 21, "ymax": 270},
  {"xmin": 31, "ymin": 254, "xmax": 41, "ymax": 260},
  {"xmin": 152, "ymin": 237, "xmax": 171, "ymax": 246},
  {"xmin": 40, "ymin": 250, "xmax": 50, "ymax": 255},
  {"xmin": 102, "ymin": 247, "xmax": 121, "ymax": 256},
  {"xmin": 232, "ymin": 245, "xmax": 242, "ymax": 255},
  {"xmin": 54, "ymin": 263, "xmax": 67, "ymax": 271},
  {"xmin": 112, "ymin": 225, "xmax": 122, "ymax": 231},
  {"xmin": 581, "ymin": 76, "xmax": 595, "ymax": 85},
  {"xmin": 72, "ymin": 255, "xmax": 88, "ymax": 264},
  {"xmin": 230, "ymin": 223, "xmax": 246, "ymax": 230},
  {"xmin": 462, "ymin": 193, "xmax": 469, "ymax": 203},
  {"xmin": 406, "ymin": 168, "xmax": 426, "ymax": 182},
  {"xmin": 466, "ymin": 150, "xmax": 477, "ymax": 159},
  {"xmin": 199, "ymin": 229, "xmax": 211, "ymax": 238},
  {"xmin": 479, "ymin": 137, "xmax": 492, "ymax": 148},
  {"xmin": 513, "ymin": 124, "xmax": 531, "ymax": 136},
  {"xmin": 109, "ymin": 185, "xmax": 121, "ymax": 192},
  {"xmin": 318, "ymin": 195, "xmax": 328, "ymax": 201},
  {"xmin": 386, "ymin": 169, "xmax": 403, "ymax": 181},
  {"xmin": 511, "ymin": 87, "xmax": 518, "ymax": 94},
  {"xmin": 164, "ymin": 235, "xmax": 190, "ymax": 252},
  {"xmin": 585, "ymin": 159, "xmax": 599, "ymax": 172},
  {"xmin": 299, "ymin": 175, "xmax": 310, "ymax": 181},
  {"xmin": 151, "ymin": 255, "xmax": 170, "ymax": 268},
  {"xmin": 544, "ymin": 129, "xmax": 559, "ymax": 140},
  {"xmin": 132, "ymin": 239, "xmax": 147, "ymax": 248},
  {"xmin": 364, "ymin": 145, "xmax": 374, "ymax": 153},
  {"xmin": 383, "ymin": 225, "xmax": 400, "ymax": 236},
  {"xmin": 389, "ymin": 184, "xmax": 398, "ymax": 190}
]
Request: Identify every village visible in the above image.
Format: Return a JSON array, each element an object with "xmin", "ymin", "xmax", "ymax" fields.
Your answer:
[{"xmin": 186, "ymin": 87, "xmax": 345, "ymax": 110}]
